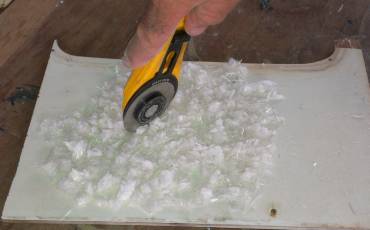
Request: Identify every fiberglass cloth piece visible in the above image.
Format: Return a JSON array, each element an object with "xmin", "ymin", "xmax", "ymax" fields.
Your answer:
[{"xmin": 39, "ymin": 60, "xmax": 284, "ymax": 218}]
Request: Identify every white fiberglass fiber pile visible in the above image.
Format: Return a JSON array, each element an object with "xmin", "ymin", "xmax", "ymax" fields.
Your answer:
[{"xmin": 39, "ymin": 60, "xmax": 284, "ymax": 219}]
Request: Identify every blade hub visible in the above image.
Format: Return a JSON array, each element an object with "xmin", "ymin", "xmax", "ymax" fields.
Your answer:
[
  {"xmin": 136, "ymin": 94, "xmax": 167, "ymax": 124},
  {"xmin": 123, "ymin": 78, "xmax": 177, "ymax": 132}
]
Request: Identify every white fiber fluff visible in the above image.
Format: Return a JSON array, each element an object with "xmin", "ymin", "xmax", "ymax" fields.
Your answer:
[{"xmin": 39, "ymin": 60, "xmax": 284, "ymax": 216}]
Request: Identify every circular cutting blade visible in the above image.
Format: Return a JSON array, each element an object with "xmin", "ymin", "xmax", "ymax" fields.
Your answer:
[{"xmin": 123, "ymin": 80, "xmax": 176, "ymax": 132}]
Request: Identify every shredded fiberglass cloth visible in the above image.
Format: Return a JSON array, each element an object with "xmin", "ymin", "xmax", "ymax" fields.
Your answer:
[{"xmin": 39, "ymin": 60, "xmax": 284, "ymax": 219}]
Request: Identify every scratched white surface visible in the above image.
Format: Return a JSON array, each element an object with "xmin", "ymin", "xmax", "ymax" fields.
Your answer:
[{"xmin": 2, "ymin": 42, "xmax": 370, "ymax": 229}]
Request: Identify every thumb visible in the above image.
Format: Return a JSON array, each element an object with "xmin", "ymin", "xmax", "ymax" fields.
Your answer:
[
  {"xmin": 123, "ymin": 0, "xmax": 201, "ymax": 68},
  {"xmin": 185, "ymin": 0, "xmax": 239, "ymax": 36}
]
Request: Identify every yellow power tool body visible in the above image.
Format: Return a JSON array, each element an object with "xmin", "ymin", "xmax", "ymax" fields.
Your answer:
[{"xmin": 122, "ymin": 20, "xmax": 190, "ymax": 132}]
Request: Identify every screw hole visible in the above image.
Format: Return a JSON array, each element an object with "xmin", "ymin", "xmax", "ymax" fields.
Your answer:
[{"xmin": 270, "ymin": 208, "xmax": 277, "ymax": 217}]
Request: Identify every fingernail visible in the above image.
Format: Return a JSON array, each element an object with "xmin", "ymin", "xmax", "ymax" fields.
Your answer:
[
  {"xmin": 121, "ymin": 49, "xmax": 131, "ymax": 69},
  {"xmin": 188, "ymin": 26, "xmax": 207, "ymax": 36}
]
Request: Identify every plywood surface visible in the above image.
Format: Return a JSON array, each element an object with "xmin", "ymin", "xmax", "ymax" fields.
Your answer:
[
  {"xmin": 0, "ymin": 0, "xmax": 12, "ymax": 8},
  {"xmin": 2, "ymin": 42, "xmax": 370, "ymax": 229}
]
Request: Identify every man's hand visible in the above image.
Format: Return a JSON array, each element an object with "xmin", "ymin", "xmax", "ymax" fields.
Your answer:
[{"xmin": 123, "ymin": 0, "xmax": 239, "ymax": 68}]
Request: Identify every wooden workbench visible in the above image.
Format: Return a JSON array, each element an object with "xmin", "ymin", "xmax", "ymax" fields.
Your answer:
[{"xmin": 1, "ymin": 0, "xmax": 370, "ymax": 229}]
